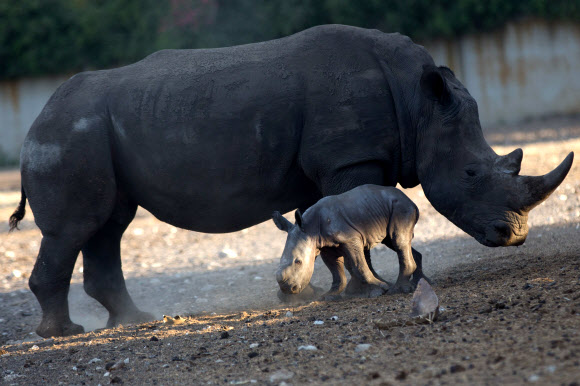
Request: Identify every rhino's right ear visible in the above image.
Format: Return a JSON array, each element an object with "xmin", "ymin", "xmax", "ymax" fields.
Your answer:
[
  {"xmin": 420, "ymin": 64, "xmax": 451, "ymax": 105},
  {"xmin": 272, "ymin": 211, "xmax": 293, "ymax": 233}
]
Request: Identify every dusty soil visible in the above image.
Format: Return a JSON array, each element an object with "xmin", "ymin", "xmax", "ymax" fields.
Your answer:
[{"xmin": 1, "ymin": 116, "xmax": 579, "ymax": 385}]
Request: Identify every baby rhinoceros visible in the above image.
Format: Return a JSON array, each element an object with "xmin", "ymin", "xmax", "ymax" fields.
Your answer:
[{"xmin": 272, "ymin": 184, "xmax": 430, "ymax": 300}]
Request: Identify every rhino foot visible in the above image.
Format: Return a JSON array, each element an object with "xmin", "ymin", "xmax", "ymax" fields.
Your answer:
[
  {"xmin": 344, "ymin": 279, "xmax": 388, "ymax": 298},
  {"xmin": 107, "ymin": 310, "xmax": 156, "ymax": 328},
  {"xmin": 388, "ymin": 279, "xmax": 415, "ymax": 294},
  {"xmin": 321, "ymin": 292, "xmax": 343, "ymax": 301},
  {"xmin": 411, "ymin": 273, "xmax": 433, "ymax": 287},
  {"xmin": 277, "ymin": 283, "xmax": 325, "ymax": 304},
  {"xmin": 36, "ymin": 319, "xmax": 85, "ymax": 338}
]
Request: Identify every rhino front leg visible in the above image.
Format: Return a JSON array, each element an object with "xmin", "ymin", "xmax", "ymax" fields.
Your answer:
[
  {"xmin": 320, "ymin": 248, "xmax": 347, "ymax": 300},
  {"xmin": 82, "ymin": 199, "xmax": 154, "ymax": 328},
  {"xmin": 342, "ymin": 241, "xmax": 389, "ymax": 298}
]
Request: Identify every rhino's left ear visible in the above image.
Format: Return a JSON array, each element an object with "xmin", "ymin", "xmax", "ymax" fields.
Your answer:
[
  {"xmin": 295, "ymin": 209, "xmax": 304, "ymax": 230},
  {"xmin": 272, "ymin": 211, "xmax": 293, "ymax": 232},
  {"xmin": 420, "ymin": 64, "xmax": 451, "ymax": 105}
]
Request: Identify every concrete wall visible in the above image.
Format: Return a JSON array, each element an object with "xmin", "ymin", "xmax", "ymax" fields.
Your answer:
[
  {"xmin": 0, "ymin": 75, "xmax": 70, "ymax": 164},
  {"xmin": 425, "ymin": 20, "xmax": 580, "ymax": 127},
  {"xmin": 1, "ymin": 19, "xmax": 580, "ymax": 164}
]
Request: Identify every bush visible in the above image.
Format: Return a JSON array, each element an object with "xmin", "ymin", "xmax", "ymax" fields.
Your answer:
[{"xmin": 1, "ymin": 0, "xmax": 579, "ymax": 79}]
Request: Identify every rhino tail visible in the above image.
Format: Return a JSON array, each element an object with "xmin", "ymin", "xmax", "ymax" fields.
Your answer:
[{"xmin": 9, "ymin": 186, "xmax": 27, "ymax": 232}]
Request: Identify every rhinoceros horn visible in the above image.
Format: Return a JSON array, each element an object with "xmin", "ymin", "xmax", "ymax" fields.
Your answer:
[
  {"xmin": 496, "ymin": 148, "xmax": 523, "ymax": 175},
  {"xmin": 517, "ymin": 152, "xmax": 574, "ymax": 212}
]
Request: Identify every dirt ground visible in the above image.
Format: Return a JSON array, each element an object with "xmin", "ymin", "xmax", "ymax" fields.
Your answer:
[{"xmin": 1, "ymin": 116, "xmax": 579, "ymax": 385}]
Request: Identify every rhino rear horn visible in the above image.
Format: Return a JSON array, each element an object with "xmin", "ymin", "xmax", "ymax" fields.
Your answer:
[
  {"xmin": 496, "ymin": 148, "xmax": 523, "ymax": 175},
  {"xmin": 518, "ymin": 152, "xmax": 574, "ymax": 211}
]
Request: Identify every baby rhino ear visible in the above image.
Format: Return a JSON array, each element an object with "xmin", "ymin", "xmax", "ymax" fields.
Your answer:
[{"xmin": 272, "ymin": 211, "xmax": 293, "ymax": 232}]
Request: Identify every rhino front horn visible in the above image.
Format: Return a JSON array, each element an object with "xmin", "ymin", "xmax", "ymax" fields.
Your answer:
[{"xmin": 519, "ymin": 152, "xmax": 574, "ymax": 211}]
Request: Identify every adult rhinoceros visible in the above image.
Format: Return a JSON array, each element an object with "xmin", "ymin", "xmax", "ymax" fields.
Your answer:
[{"xmin": 10, "ymin": 25, "xmax": 573, "ymax": 338}]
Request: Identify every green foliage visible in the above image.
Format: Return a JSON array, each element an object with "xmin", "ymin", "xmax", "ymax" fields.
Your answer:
[{"xmin": 1, "ymin": 0, "xmax": 580, "ymax": 79}]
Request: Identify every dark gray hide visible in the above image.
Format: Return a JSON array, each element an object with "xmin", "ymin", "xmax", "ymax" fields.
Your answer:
[
  {"xmin": 9, "ymin": 25, "xmax": 573, "ymax": 337},
  {"xmin": 273, "ymin": 185, "xmax": 428, "ymax": 299}
]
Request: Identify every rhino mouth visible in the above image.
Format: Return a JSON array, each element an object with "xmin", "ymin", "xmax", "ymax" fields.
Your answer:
[
  {"xmin": 468, "ymin": 220, "xmax": 527, "ymax": 247},
  {"xmin": 278, "ymin": 281, "xmax": 302, "ymax": 294}
]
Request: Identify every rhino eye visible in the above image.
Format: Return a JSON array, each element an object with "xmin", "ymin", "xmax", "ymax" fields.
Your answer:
[
  {"xmin": 466, "ymin": 169, "xmax": 476, "ymax": 177},
  {"xmin": 294, "ymin": 259, "xmax": 302, "ymax": 265}
]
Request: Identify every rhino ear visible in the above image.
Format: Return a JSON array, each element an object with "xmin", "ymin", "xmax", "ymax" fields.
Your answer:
[
  {"xmin": 295, "ymin": 209, "xmax": 304, "ymax": 230},
  {"xmin": 272, "ymin": 211, "xmax": 292, "ymax": 232},
  {"xmin": 420, "ymin": 65, "xmax": 451, "ymax": 105}
]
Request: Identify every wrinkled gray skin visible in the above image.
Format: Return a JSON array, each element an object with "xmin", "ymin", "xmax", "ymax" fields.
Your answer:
[
  {"xmin": 9, "ymin": 25, "xmax": 573, "ymax": 338},
  {"xmin": 273, "ymin": 185, "xmax": 429, "ymax": 299}
]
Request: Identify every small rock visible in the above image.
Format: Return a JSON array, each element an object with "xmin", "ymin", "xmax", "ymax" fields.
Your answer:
[
  {"xmin": 218, "ymin": 248, "xmax": 238, "ymax": 258},
  {"xmin": 285, "ymin": 311, "xmax": 293, "ymax": 318},
  {"xmin": 150, "ymin": 336, "xmax": 159, "ymax": 341},
  {"xmin": 172, "ymin": 356, "xmax": 183, "ymax": 361},
  {"xmin": 395, "ymin": 370, "xmax": 407, "ymax": 380},
  {"xmin": 355, "ymin": 344, "xmax": 371, "ymax": 353},
  {"xmin": 88, "ymin": 358, "xmax": 102, "ymax": 364},
  {"xmin": 123, "ymin": 358, "xmax": 129, "ymax": 365},
  {"xmin": 298, "ymin": 345, "xmax": 318, "ymax": 351},
  {"xmin": 106, "ymin": 359, "xmax": 126, "ymax": 371},
  {"xmin": 249, "ymin": 343, "xmax": 259, "ymax": 348},
  {"xmin": 528, "ymin": 374, "xmax": 540, "ymax": 382},
  {"xmin": 450, "ymin": 364, "xmax": 465, "ymax": 373},
  {"xmin": 162, "ymin": 364, "xmax": 170, "ymax": 368},
  {"xmin": 329, "ymin": 316, "xmax": 339, "ymax": 321},
  {"xmin": 104, "ymin": 372, "xmax": 110, "ymax": 377},
  {"xmin": 30, "ymin": 345, "xmax": 39, "ymax": 351},
  {"xmin": 269, "ymin": 370, "xmax": 294, "ymax": 383},
  {"xmin": 248, "ymin": 352, "xmax": 259, "ymax": 358},
  {"xmin": 12, "ymin": 269, "xmax": 22, "ymax": 278},
  {"xmin": 313, "ymin": 320, "xmax": 324, "ymax": 325},
  {"xmin": 220, "ymin": 331, "xmax": 230, "ymax": 339},
  {"xmin": 110, "ymin": 375, "xmax": 123, "ymax": 384}
]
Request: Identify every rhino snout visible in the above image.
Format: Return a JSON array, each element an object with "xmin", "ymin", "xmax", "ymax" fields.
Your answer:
[
  {"xmin": 276, "ymin": 268, "xmax": 301, "ymax": 294},
  {"xmin": 484, "ymin": 220, "xmax": 527, "ymax": 247}
]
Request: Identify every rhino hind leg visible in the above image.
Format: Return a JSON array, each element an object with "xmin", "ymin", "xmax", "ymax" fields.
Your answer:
[
  {"xmin": 29, "ymin": 236, "xmax": 87, "ymax": 338},
  {"xmin": 364, "ymin": 249, "xmax": 391, "ymax": 286},
  {"xmin": 410, "ymin": 248, "xmax": 432, "ymax": 287},
  {"xmin": 341, "ymin": 242, "xmax": 389, "ymax": 298},
  {"xmin": 82, "ymin": 195, "xmax": 154, "ymax": 327}
]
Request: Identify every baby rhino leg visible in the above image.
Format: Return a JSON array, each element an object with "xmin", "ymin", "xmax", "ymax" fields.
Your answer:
[
  {"xmin": 343, "ymin": 243, "xmax": 389, "ymax": 298},
  {"xmin": 411, "ymin": 248, "xmax": 433, "ymax": 286},
  {"xmin": 320, "ymin": 248, "xmax": 347, "ymax": 300},
  {"xmin": 386, "ymin": 203, "xmax": 419, "ymax": 294},
  {"xmin": 365, "ymin": 249, "xmax": 391, "ymax": 286}
]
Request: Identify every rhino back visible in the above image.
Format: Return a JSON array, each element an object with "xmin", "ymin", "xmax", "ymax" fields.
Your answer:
[{"xmin": 304, "ymin": 185, "xmax": 404, "ymax": 247}]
